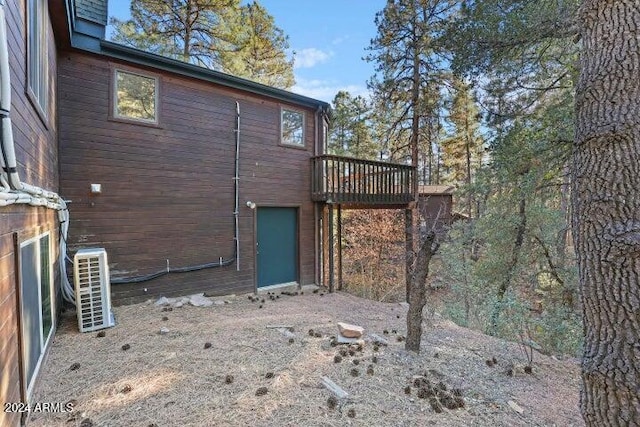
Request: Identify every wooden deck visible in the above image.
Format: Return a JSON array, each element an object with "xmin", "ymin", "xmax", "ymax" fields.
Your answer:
[{"xmin": 311, "ymin": 155, "xmax": 415, "ymax": 206}]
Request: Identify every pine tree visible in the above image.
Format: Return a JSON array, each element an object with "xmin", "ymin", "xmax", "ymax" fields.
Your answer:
[
  {"xmin": 110, "ymin": 0, "xmax": 295, "ymax": 88},
  {"xmin": 573, "ymin": 1, "xmax": 640, "ymax": 423},
  {"xmin": 417, "ymin": 83, "xmax": 444, "ymax": 185},
  {"xmin": 441, "ymin": 77, "xmax": 483, "ymax": 215},
  {"xmin": 328, "ymin": 91, "xmax": 378, "ymax": 159},
  {"xmin": 110, "ymin": 0, "xmax": 239, "ymax": 68},
  {"xmin": 218, "ymin": 2, "xmax": 295, "ymax": 89},
  {"xmin": 366, "ymin": 0, "xmax": 457, "ymax": 353}
]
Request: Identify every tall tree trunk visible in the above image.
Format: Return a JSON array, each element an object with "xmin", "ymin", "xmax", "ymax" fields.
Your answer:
[
  {"xmin": 183, "ymin": 0, "xmax": 193, "ymax": 62},
  {"xmin": 573, "ymin": 1, "xmax": 640, "ymax": 425},
  {"xmin": 490, "ymin": 195, "xmax": 526, "ymax": 334},
  {"xmin": 434, "ymin": 133, "xmax": 441, "ymax": 185},
  {"xmin": 405, "ymin": 208, "xmax": 413, "ymax": 302},
  {"xmin": 405, "ymin": 15, "xmax": 421, "ymax": 302},
  {"xmin": 464, "ymin": 104, "xmax": 472, "ymax": 217},
  {"xmin": 406, "ymin": 230, "xmax": 438, "ymax": 352},
  {"xmin": 557, "ymin": 166, "xmax": 571, "ymax": 266}
]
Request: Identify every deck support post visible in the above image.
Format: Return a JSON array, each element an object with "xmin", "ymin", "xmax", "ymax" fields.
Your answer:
[
  {"xmin": 314, "ymin": 203, "xmax": 321, "ymax": 287},
  {"xmin": 337, "ymin": 204, "xmax": 343, "ymax": 290},
  {"xmin": 328, "ymin": 203, "xmax": 335, "ymax": 293}
]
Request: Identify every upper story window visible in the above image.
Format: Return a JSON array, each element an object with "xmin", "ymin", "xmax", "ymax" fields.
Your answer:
[
  {"xmin": 281, "ymin": 108, "xmax": 305, "ymax": 146},
  {"xmin": 114, "ymin": 69, "xmax": 158, "ymax": 124},
  {"xmin": 27, "ymin": 0, "xmax": 49, "ymax": 118}
]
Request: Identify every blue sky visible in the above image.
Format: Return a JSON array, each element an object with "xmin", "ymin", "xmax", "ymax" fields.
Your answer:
[{"xmin": 106, "ymin": 0, "xmax": 387, "ymax": 103}]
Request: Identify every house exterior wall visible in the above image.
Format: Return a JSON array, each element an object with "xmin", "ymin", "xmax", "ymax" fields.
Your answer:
[
  {"xmin": 58, "ymin": 51, "xmax": 318, "ymax": 305},
  {"xmin": 419, "ymin": 194, "xmax": 453, "ymax": 235},
  {"xmin": 0, "ymin": 1, "xmax": 60, "ymax": 426}
]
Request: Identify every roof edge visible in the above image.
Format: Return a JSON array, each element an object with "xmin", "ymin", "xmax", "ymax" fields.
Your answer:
[
  {"xmin": 53, "ymin": 0, "xmax": 331, "ymax": 112},
  {"xmin": 418, "ymin": 185, "xmax": 456, "ymax": 195},
  {"xmin": 97, "ymin": 40, "xmax": 330, "ymax": 111}
]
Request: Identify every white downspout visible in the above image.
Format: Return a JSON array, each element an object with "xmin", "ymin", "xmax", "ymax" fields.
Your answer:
[
  {"xmin": 0, "ymin": 0, "xmax": 74, "ymax": 303},
  {"xmin": 234, "ymin": 101, "xmax": 240, "ymax": 271},
  {"xmin": 313, "ymin": 106, "xmax": 320, "ymax": 286}
]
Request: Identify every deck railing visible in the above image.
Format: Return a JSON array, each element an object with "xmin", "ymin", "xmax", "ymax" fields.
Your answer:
[{"xmin": 311, "ymin": 155, "xmax": 415, "ymax": 205}]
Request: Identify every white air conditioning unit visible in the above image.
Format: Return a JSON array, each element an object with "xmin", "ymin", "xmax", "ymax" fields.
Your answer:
[{"xmin": 73, "ymin": 248, "xmax": 115, "ymax": 333}]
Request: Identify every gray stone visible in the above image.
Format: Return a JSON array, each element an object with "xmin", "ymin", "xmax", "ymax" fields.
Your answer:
[
  {"xmin": 189, "ymin": 293, "xmax": 213, "ymax": 307},
  {"xmin": 155, "ymin": 297, "xmax": 170, "ymax": 306},
  {"xmin": 159, "ymin": 327, "xmax": 170, "ymax": 335},
  {"xmin": 277, "ymin": 328, "xmax": 296, "ymax": 339}
]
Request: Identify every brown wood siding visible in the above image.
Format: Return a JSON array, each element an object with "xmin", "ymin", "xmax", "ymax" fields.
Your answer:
[
  {"xmin": 58, "ymin": 52, "xmax": 318, "ymax": 305},
  {"xmin": 419, "ymin": 194, "xmax": 453, "ymax": 236},
  {"xmin": 0, "ymin": 1, "xmax": 60, "ymax": 425}
]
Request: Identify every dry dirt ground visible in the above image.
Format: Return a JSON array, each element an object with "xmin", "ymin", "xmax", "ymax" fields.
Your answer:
[{"xmin": 30, "ymin": 291, "xmax": 583, "ymax": 427}]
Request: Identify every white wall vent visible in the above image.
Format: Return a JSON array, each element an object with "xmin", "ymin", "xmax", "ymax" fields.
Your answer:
[{"xmin": 73, "ymin": 248, "xmax": 115, "ymax": 332}]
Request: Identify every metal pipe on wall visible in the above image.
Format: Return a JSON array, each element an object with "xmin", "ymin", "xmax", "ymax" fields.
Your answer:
[
  {"xmin": 313, "ymin": 106, "xmax": 320, "ymax": 286},
  {"xmin": 234, "ymin": 101, "xmax": 240, "ymax": 271}
]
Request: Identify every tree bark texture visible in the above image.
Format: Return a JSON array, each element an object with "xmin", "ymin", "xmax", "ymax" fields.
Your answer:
[
  {"xmin": 405, "ymin": 208, "xmax": 414, "ymax": 302},
  {"xmin": 573, "ymin": 1, "xmax": 640, "ymax": 425},
  {"xmin": 406, "ymin": 231, "xmax": 438, "ymax": 352}
]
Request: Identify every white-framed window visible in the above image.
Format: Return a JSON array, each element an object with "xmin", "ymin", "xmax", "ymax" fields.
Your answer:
[
  {"xmin": 113, "ymin": 69, "xmax": 159, "ymax": 124},
  {"xmin": 19, "ymin": 232, "xmax": 54, "ymax": 400},
  {"xmin": 281, "ymin": 108, "xmax": 305, "ymax": 146},
  {"xmin": 27, "ymin": 0, "xmax": 49, "ymax": 117}
]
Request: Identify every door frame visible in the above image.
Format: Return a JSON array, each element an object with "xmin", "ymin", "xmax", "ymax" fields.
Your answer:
[{"xmin": 253, "ymin": 204, "xmax": 302, "ymax": 292}]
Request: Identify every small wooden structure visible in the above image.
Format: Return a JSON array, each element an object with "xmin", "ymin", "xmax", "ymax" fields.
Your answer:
[{"xmin": 418, "ymin": 185, "xmax": 454, "ymax": 236}]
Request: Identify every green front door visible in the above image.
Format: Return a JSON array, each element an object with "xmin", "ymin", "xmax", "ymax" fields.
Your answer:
[{"xmin": 257, "ymin": 207, "xmax": 298, "ymax": 288}]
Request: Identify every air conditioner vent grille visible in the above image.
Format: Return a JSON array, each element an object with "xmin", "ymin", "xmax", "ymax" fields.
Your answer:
[{"xmin": 73, "ymin": 248, "xmax": 115, "ymax": 332}]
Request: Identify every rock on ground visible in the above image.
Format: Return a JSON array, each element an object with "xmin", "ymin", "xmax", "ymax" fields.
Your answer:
[{"xmin": 337, "ymin": 322, "xmax": 364, "ymax": 338}]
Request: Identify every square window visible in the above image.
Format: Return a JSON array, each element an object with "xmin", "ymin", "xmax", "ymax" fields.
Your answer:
[
  {"xmin": 114, "ymin": 70, "xmax": 158, "ymax": 124},
  {"xmin": 281, "ymin": 108, "xmax": 304, "ymax": 146},
  {"xmin": 27, "ymin": 0, "xmax": 49, "ymax": 117}
]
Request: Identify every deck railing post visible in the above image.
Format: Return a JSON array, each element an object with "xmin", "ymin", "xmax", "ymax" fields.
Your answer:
[
  {"xmin": 331, "ymin": 158, "xmax": 336, "ymax": 197},
  {"xmin": 324, "ymin": 157, "xmax": 329, "ymax": 196},
  {"xmin": 349, "ymin": 160, "xmax": 354, "ymax": 202}
]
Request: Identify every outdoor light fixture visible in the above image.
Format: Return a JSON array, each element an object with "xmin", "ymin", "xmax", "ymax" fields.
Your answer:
[{"xmin": 246, "ymin": 201, "xmax": 256, "ymax": 209}]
